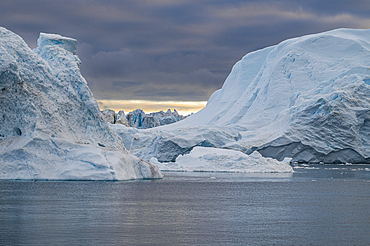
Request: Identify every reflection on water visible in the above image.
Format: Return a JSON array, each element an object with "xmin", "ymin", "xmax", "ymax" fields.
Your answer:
[{"xmin": 0, "ymin": 165, "xmax": 369, "ymax": 245}]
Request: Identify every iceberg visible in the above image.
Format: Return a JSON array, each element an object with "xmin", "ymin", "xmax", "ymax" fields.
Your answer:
[
  {"xmin": 101, "ymin": 109, "xmax": 116, "ymax": 124},
  {"xmin": 126, "ymin": 109, "xmax": 147, "ymax": 128},
  {"xmin": 113, "ymin": 28, "xmax": 370, "ymax": 165},
  {"xmin": 101, "ymin": 109, "xmax": 130, "ymax": 127},
  {"xmin": 149, "ymin": 109, "xmax": 185, "ymax": 126},
  {"xmin": 111, "ymin": 124, "xmax": 235, "ymax": 162},
  {"xmin": 150, "ymin": 147, "xmax": 293, "ymax": 173},
  {"xmin": 115, "ymin": 110, "xmax": 130, "ymax": 127},
  {"xmin": 0, "ymin": 27, "xmax": 162, "ymax": 180},
  {"xmin": 104, "ymin": 108, "xmax": 186, "ymax": 129}
]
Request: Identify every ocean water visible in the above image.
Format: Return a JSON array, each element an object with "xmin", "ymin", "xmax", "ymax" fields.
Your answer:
[{"xmin": 0, "ymin": 164, "xmax": 369, "ymax": 245}]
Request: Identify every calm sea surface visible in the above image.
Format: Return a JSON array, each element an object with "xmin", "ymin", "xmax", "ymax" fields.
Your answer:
[{"xmin": 0, "ymin": 164, "xmax": 369, "ymax": 245}]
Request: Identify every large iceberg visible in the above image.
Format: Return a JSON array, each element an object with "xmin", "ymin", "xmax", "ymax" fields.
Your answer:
[
  {"xmin": 0, "ymin": 28, "xmax": 162, "ymax": 180},
  {"xmin": 113, "ymin": 28, "xmax": 370, "ymax": 164}
]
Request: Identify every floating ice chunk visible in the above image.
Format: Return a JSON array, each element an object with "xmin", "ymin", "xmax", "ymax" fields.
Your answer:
[{"xmin": 151, "ymin": 147, "xmax": 293, "ymax": 173}]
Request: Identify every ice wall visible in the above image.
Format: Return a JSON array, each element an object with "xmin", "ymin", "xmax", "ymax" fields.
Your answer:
[{"xmin": 0, "ymin": 27, "xmax": 162, "ymax": 180}]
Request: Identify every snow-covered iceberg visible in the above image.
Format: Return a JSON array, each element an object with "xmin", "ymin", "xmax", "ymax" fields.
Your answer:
[
  {"xmin": 150, "ymin": 147, "xmax": 293, "ymax": 173},
  {"xmin": 0, "ymin": 28, "xmax": 162, "ymax": 180},
  {"xmin": 113, "ymin": 28, "xmax": 370, "ymax": 164}
]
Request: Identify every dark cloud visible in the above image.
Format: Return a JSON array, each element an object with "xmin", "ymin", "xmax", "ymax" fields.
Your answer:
[{"xmin": 1, "ymin": 0, "xmax": 369, "ymax": 101}]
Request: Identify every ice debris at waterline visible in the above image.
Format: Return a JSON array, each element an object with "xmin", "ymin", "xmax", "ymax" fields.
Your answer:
[
  {"xmin": 0, "ymin": 28, "xmax": 162, "ymax": 180},
  {"xmin": 150, "ymin": 147, "xmax": 293, "ymax": 173},
  {"xmin": 112, "ymin": 28, "xmax": 370, "ymax": 164}
]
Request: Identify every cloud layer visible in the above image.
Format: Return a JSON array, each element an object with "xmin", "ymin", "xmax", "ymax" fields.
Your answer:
[{"xmin": 1, "ymin": 0, "xmax": 369, "ymax": 101}]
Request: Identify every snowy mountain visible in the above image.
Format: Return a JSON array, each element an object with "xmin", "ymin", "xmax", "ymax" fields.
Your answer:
[
  {"xmin": 0, "ymin": 28, "xmax": 162, "ymax": 180},
  {"xmin": 113, "ymin": 28, "xmax": 370, "ymax": 164}
]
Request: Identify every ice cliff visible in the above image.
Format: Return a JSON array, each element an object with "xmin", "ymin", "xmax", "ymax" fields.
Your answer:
[
  {"xmin": 0, "ymin": 28, "xmax": 162, "ymax": 180},
  {"xmin": 113, "ymin": 28, "xmax": 370, "ymax": 164}
]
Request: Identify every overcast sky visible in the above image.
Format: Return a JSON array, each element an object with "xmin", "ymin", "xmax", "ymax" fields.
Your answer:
[{"xmin": 1, "ymin": 0, "xmax": 370, "ymax": 103}]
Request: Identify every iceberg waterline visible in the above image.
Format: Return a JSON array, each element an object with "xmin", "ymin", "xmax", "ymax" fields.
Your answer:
[
  {"xmin": 112, "ymin": 28, "xmax": 370, "ymax": 165},
  {"xmin": 0, "ymin": 28, "xmax": 162, "ymax": 180}
]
